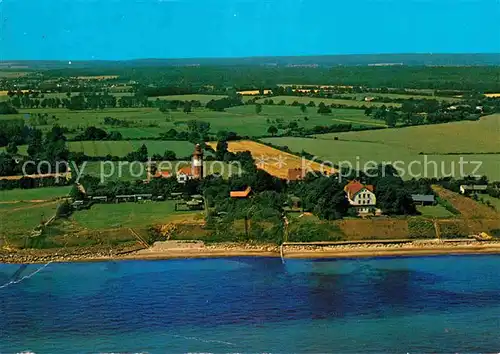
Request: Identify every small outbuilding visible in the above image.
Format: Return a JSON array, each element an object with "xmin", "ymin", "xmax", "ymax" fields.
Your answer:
[
  {"xmin": 411, "ymin": 194, "xmax": 436, "ymax": 206},
  {"xmin": 230, "ymin": 186, "xmax": 252, "ymax": 198}
]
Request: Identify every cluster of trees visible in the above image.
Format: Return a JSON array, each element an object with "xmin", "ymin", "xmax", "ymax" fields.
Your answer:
[
  {"xmin": 124, "ymin": 144, "xmax": 149, "ymax": 162},
  {"xmin": 263, "ymin": 121, "xmax": 380, "ymax": 138},
  {"xmin": 0, "ymin": 119, "xmax": 31, "ymax": 147},
  {"xmin": 365, "ymin": 100, "xmax": 485, "ymax": 127},
  {"xmin": 206, "ymin": 96, "xmax": 243, "ymax": 111},
  {"xmin": 0, "ymin": 174, "xmax": 70, "ymax": 191},
  {"xmin": 37, "ymin": 65, "xmax": 500, "ymax": 92},
  {"xmin": 0, "ymin": 102, "xmax": 18, "ymax": 114},
  {"xmin": 0, "ymin": 126, "xmax": 70, "ymax": 177},
  {"xmin": 103, "ymin": 117, "xmax": 131, "ymax": 127},
  {"xmin": 157, "ymin": 99, "xmax": 202, "ymax": 113},
  {"xmin": 7, "ymin": 92, "xmax": 120, "ymax": 110},
  {"xmin": 74, "ymin": 126, "xmax": 123, "ymax": 141}
]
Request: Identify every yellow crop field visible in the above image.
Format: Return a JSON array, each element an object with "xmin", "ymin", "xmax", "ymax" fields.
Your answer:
[
  {"xmin": 208, "ymin": 140, "xmax": 336, "ymax": 179},
  {"xmin": 485, "ymin": 93, "xmax": 500, "ymax": 98},
  {"xmin": 237, "ymin": 89, "xmax": 272, "ymax": 95},
  {"xmin": 0, "ymin": 89, "xmax": 29, "ymax": 96}
]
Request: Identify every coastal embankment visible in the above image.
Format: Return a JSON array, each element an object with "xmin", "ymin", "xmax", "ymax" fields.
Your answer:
[{"xmin": 3, "ymin": 239, "xmax": 500, "ymax": 264}]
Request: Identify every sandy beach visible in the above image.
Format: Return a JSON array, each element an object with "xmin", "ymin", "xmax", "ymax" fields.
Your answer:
[{"xmin": 3, "ymin": 239, "xmax": 500, "ymax": 264}]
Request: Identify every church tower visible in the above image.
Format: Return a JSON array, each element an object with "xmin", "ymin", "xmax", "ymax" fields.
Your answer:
[{"xmin": 192, "ymin": 144, "xmax": 204, "ymax": 179}]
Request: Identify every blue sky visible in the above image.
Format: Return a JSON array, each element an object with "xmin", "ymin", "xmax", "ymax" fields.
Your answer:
[{"xmin": 1, "ymin": 0, "xmax": 499, "ymax": 60}]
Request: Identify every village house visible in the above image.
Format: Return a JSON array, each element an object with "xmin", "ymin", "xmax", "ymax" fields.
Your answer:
[
  {"xmin": 176, "ymin": 166, "xmax": 194, "ymax": 183},
  {"xmin": 459, "ymin": 184, "xmax": 488, "ymax": 195},
  {"xmin": 344, "ymin": 180, "xmax": 379, "ymax": 215}
]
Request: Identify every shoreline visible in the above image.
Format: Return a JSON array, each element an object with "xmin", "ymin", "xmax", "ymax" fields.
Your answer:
[{"xmin": 2, "ymin": 240, "xmax": 500, "ymax": 264}]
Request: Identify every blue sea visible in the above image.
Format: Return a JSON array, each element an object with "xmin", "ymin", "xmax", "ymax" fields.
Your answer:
[{"xmin": 1, "ymin": 255, "xmax": 500, "ymax": 353}]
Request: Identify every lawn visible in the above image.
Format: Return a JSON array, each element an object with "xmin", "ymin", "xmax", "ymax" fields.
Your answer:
[
  {"xmin": 0, "ymin": 186, "xmax": 71, "ymax": 202},
  {"xmin": 70, "ymin": 201, "xmax": 199, "ymax": 229},
  {"xmin": 257, "ymin": 96, "xmax": 401, "ymax": 108},
  {"xmin": 417, "ymin": 205, "xmax": 455, "ymax": 218}
]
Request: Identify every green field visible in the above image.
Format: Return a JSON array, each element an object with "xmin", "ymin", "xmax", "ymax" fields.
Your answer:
[
  {"xmin": 70, "ymin": 201, "xmax": 197, "ymax": 229},
  {"xmin": 417, "ymin": 205, "xmax": 455, "ymax": 218},
  {"xmin": 68, "ymin": 140, "xmax": 195, "ymax": 157},
  {"xmin": 0, "ymin": 202, "xmax": 59, "ymax": 243},
  {"xmin": 0, "ymin": 186, "xmax": 71, "ymax": 202},
  {"xmin": 262, "ymin": 114, "xmax": 500, "ymax": 181},
  {"xmin": 257, "ymin": 96, "xmax": 402, "ymax": 108},
  {"xmin": 7, "ymin": 140, "xmax": 197, "ymax": 158},
  {"xmin": 478, "ymin": 195, "xmax": 500, "ymax": 210},
  {"xmin": 313, "ymin": 114, "xmax": 500, "ymax": 154},
  {"xmin": 0, "ymin": 104, "xmax": 384, "ymax": 138},
  {"xmin": 0, "ymin": 71, "xmax": 30, "ymax": 78}
]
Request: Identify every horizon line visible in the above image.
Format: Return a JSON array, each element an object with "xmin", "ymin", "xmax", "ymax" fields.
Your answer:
[{"xmin": 2, "ymin": 52, "xmax": 500, "ymax": 63}]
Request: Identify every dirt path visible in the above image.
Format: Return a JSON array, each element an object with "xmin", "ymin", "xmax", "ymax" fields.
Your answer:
[{"xmin": 432, "ymin": 185, "xmax": 498, "ymax": 219}]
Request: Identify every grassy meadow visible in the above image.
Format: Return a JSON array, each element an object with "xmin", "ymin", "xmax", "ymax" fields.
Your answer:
[
  {"xmin": 0, "ymin": 186, "xmax": 71, "ymax": 202},
  {"xmin": 0, "ymin": 201, "xmax": 59, "ymax": 244},
  {"xmin": 314, "ymin": 114, "xmax": 500, "ymax": 154},
  {"xmin": 416, "ymin": 205, "xmax": 455, "ymax": 218},
  {"xmin": 0, "ymin": 104, "xmax": 384, "ymax": 138},
  {"xmin": 70, "ymin": 201, "xmax": 199, "ymax": 230}
]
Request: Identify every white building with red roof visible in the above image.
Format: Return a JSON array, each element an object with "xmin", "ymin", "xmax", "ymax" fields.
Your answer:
[
  {"xmin": 344, "ymin": 180, "xmax": 377, "ymax": 214},
  {"xmin": 176, "ymin": 166, "xmax": 194, "ymax": 183}
]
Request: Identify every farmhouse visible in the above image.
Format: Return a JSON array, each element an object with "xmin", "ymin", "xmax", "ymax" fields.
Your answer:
[
  {"xmin": 344, "ymin": 180, "xmax": 378, "ymax": 215},
  {"xmin": 176, "ymin": 166, "xmax": 195, "ymax": 183}
]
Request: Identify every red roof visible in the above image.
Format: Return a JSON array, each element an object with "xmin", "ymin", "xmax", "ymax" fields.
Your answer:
[
  {"xmin": 154, "ymin": 171, "xmax": 171, "ymax": 178},
  {"xmin": 230, "ymin": 186, "xmax": 252, "ymax": 198},
  {"xmin": 344, "ymin": 180, "xmax": 374, "ymax": 198},
  {"xmin": 177, "ymin": 166, "xmax": 192, "ymax": 175}
]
